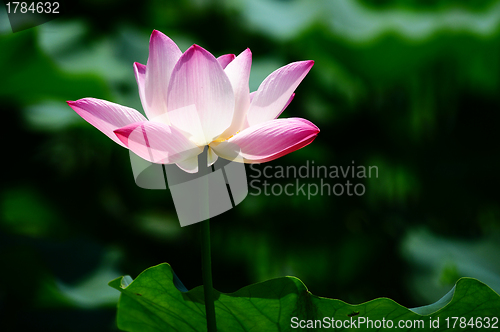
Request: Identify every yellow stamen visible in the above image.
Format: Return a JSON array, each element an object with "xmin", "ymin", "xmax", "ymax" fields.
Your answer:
[{"xmin": 212, "ymin": 131, "xmax": 240, "ymax": 143}]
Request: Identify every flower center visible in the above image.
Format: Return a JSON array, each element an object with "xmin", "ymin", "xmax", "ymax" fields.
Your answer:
[{"xmin": 211, "ymin": 131, "xmax": 240, "ymax": 144}]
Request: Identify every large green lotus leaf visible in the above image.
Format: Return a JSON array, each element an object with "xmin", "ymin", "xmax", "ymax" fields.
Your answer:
[{"xmin": 109, "ymin": 263, "xmax": 500, "ymax": 332}]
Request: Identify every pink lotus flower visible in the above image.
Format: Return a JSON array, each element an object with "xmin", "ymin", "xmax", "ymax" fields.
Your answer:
[{"xmin": 67, "ymin": 30, "xmax": 319, "ymax": 173}]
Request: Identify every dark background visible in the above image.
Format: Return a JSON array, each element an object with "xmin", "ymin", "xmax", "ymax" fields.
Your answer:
[{"xmin": 1, "ymin": 0, "xmax": 500, "ymax": 330}]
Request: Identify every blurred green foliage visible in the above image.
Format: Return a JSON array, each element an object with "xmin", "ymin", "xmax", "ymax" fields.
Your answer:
[{"xmin": 1, "ymin": 0, "xmax": 500, "ymax": 330}]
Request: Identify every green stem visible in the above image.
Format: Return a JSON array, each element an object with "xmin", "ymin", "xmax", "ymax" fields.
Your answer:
[{"xmin": 201, "ymin": 218, "xmax": 217, "ymax": 331}]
